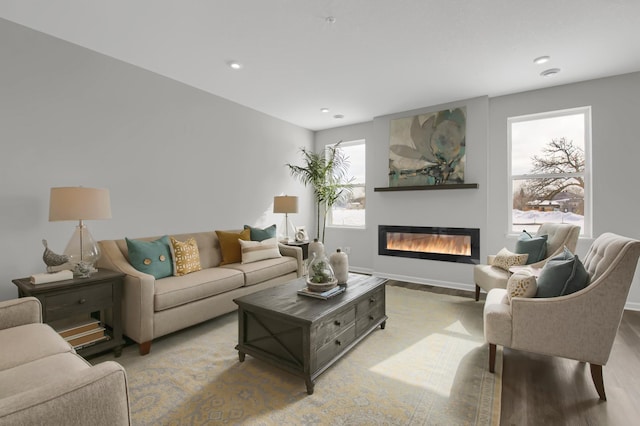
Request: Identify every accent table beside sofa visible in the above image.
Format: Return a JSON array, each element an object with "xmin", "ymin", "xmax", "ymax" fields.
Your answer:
[{"xmin": 97, "ymin": 230, "xmax": 304, "ymax": 355}]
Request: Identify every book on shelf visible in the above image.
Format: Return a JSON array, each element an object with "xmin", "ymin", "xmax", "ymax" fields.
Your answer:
[
  {"xmin": 297, "ymin": 285, "xmax": 346, "ymax": 299},
  {"xmin": 52, "ymin": 317, "xmax": 101, "ymax": 339},
  {"xmin": 65, "ymin": 327, "xmax": 109, "ymax": 349}
]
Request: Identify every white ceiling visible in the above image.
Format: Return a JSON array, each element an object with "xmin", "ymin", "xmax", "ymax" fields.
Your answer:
[{"xmin": 2, "ymin": 0, "xmax": 640, "ymax": 131}]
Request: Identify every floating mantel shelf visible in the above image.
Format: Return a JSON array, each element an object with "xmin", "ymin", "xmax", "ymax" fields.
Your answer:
[{"xmin": 374, "ymin": 183, "xmax": 479, "ymax": 192}]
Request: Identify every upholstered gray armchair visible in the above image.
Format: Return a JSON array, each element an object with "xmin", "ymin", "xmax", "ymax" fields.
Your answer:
[
  {"xmin": 474, "ymin": 223, "xmax": 581, "ymax": 301},
  {"xmin": 483, "ymin": 232, "xmax": 640, "ymax": 400}
]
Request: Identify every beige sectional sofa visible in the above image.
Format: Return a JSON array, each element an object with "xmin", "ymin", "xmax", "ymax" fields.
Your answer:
[
  {"xmin": 0, "ymin": 297, "xmax": 130, "ymax": 425},
  {"xmin": 97, "ymin": 231, "xmax": 303, "ymax": 355}
]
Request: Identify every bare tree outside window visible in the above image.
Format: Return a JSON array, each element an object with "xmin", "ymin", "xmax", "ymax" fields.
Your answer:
[{"xmin": 509, "ymin": 108, "xmax": 591, "ymax": 235}]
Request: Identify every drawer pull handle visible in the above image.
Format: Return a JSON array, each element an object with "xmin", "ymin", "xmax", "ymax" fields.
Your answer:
[
  {"xmin": 335, "ymin": 340, "xmax": 342, "ymax": 346},
  {"xmin": 79, "ymin": 298, "xmax": 86, "ymax": 304},
  {"xmin": 369, "ymin": 297, "xmax": 376, "ymax": 303},
  {"xmin": 334, "ymin": 320, "xmax": 341, "ymax": 326},
  {"xmin": 369, "ymin": 315, "xmax": 375, "ymax": 320}
]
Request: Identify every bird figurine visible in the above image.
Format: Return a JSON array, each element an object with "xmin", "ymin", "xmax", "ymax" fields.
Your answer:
[{"xmin": 42, "ymin": 239, "xmax": 70, "ymax": 272}]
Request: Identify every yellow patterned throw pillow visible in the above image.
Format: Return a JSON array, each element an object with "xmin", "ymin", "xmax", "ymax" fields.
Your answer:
[
  {"xmin": 170, "ymin": 237, "xmax": 202, "ymax": 276},
  {"xmin": 493, "ymin": 247, "xmax": 529, "ymax": 271},
  {"xmin": 506, "ymin": 270, "xmax": 538, "ymax": 304}
]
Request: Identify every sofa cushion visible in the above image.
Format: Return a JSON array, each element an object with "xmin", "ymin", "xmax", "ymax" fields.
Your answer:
[
  {"xmin": 216, "ymin": 229, "xmax": 251, "ymax": 265},
  {"xmin": 506, "ymin": 271, "xmax": 538, "ymax": 304},
  {"xmin": 493, "ymin": 247, "xmax": 529, "ymax": 271},
  {"xmin": 170, "ymin": 237, "xmax": 202, "ymax": 276},
  {"xmin": 0, "ymin": 352, "xmax": 89, "ymax": 399},
  {"xmin": 515, "ymin": 231, "xmax": 548, "ymax": 264},
  {"xmin": 222, "ymin": 256, "xmax": 298, "ymax": 286},
  {"xmin": 536, "ymin": 247, "xmax": 590, "ymax": 298},
  {"xmin": 244, "ymin": 224, "xmax": 277, "ymax": 242},
  {"xmin": 0, "ymin": 323, "xmax": 73, "ymax": 371},
  {"xmin": 240, "ymin": 238, "xmax": 281, "ymax": 264},
  {"xmin": 125, "ymin": 235, "xmax": 173, "ymax": 279},
  {"xmin": 154, "ymin": 268, "xmax": 244, "ymax": 311}
]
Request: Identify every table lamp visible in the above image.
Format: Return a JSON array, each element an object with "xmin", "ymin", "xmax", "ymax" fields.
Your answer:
[
  {"xmin": 273, "ymin": 195, "xmax": 298, "ymax": 242},
  {"xmin": 49, "ymin": 187, "xmax": 112, "ymax": 277}
]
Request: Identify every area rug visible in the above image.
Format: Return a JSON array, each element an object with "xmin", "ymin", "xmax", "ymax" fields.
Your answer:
[{"xmin": 91, "ymin": 285, "xmax": 502, "ymax": 425}]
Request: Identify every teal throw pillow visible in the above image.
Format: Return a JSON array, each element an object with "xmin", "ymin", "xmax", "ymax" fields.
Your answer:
[
  {"xmin": 125, "ymin": 235, "xmax": 173, "ymax": 279},
  {"xmin": 244, "ymin": 224, "xmax": 276, "ymax": 242},
  {"xmin": 515, "ymin": 230, "xmax": 548, "ymax": 264},
  {"xmin": 536, "ymin": 247, "xmax": 589, "ymax": 298}
]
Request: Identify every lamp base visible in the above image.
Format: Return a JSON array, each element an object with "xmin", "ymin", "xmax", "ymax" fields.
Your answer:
[{"xmin": 63, "ymin": 224, "xmax": 101, "ymax": 277}]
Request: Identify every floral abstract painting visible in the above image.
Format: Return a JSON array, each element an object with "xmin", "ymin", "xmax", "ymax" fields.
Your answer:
[{"xmin": 389, "ymin": 107, "xmax": 466, "ymax": 186}]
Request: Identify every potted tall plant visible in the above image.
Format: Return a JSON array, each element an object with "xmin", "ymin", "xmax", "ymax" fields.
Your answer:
[{"xmin": 286, "ymin": 142, "xmax": 353, "ymax": 243}]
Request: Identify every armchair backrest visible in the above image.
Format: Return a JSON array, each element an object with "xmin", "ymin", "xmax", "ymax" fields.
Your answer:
[
  {"xmin": 583, "ymin": 232, "xmax": 640, "ymax": 286},
  {"xmin": 536, "ymin": 223, "xmax": 580, "ymax": 259}
]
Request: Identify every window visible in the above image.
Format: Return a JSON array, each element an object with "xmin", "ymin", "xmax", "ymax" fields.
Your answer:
[
  {"xmin": 509, "ymin": 107, "xmax": 591, "ymax": 236},
  {"xmin": 327, "ymin": 139, "xmax": 366, "ymax": 228}
]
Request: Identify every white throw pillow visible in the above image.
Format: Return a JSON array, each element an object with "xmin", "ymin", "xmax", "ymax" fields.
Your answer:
[
  {"xmin": 239, "ymin": 237, "xmax": 281, "ymax": 264},
  {"xmin": 493, "ymin": 247, "xmax": 529, "ymax": 271},
  {"xmin": 507, "ymin": 270, "xmax": 538, "ymax": 304}
]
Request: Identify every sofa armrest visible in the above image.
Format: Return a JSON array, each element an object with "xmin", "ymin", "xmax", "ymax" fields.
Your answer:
[
  {"xmin": 97, "ymin": 240, "xmax": 156, "ymax": 344},
  {"xmin": 0, "ymin": 297, "xmax": 42, "ymax": 330},
  {"xmin": 278, "ymin": 243, "xmax": 304, "ymax": 277},
  {"xmin": 0, "ymin": 361, "xmax": 131, "ymax": 426}
]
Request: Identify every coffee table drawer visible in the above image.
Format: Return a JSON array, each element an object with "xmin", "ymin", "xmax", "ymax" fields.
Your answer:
[
  {"xmin": 356, "ymin": 303, "xmax": 386, "ymax": 335},
  {"xmin": 316, "ymin": 323, "xmax": 356, "ymax": 367},
  {"xmin": 356, "ymin": 287, "xmax": 384, "ymax": 316},
  {"xmin": 44, "ymin": 283, "xmax": 113, "ymax": 321},
  {"xmin": 315, "ymin": 307, "xmax": 356, "ymax": 346}
]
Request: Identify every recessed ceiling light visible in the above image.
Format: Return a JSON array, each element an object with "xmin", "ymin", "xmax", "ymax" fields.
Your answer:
[
  {"xmin": 540, "ymin": 68, "xmax": 561, "ymax": 77},
  {"xmin": 320, "ymin": 108, "xmax": 330, "ymax": 113},
  {"xmin": 533, "ymin": 56, "xmax": 550, "ymax": 65},
  {"xmin": 333, "ymin": 114, "xmax": 344, "ymax": 119},
  {"xmin": 325, "ymin": 16, "xmax": 336, "ymax": 24},
  {"xmin": 227, "ymin": 61, "xmax": 243, "ymax": 70}
]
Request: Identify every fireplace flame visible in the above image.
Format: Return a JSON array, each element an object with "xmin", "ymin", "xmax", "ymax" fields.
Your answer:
[{"xmin": 386, "ymin": 232, "xmax": 471, "ymax": 256}]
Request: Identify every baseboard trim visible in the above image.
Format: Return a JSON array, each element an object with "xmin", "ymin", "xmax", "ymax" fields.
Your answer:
[
  {"xmin": 368, "ymin": 270, "xmax": 640, "ymax": 312},
  {"xmin": 372, "ymin": 271, "xmax": 475, "ymax": 293}
]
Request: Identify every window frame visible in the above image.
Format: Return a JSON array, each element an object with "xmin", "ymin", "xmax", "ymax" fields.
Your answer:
[
  {"xmin": 507, "ymin": 106, "xmax": 592, "ymax": 237},
  {"xmin": 326, "ymin": 139, "xmax": 366, "ymax": 229}
]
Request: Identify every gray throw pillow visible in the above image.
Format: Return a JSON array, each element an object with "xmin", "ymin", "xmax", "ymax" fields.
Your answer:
[
  {"xmin": 515, "ymin": 230, "xmax": 548, "ymax": 264},
  {"xmin": 536, "ymin": 247, "xmax": 589, "ymax": 298},
  {"xmin": 244, "ymin": 224, "xmax": 277, "ymax": 242}
]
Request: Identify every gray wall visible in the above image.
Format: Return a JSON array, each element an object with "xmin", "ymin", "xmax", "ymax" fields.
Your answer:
[
  {"xmin": 318, "ymin": 97, "xmax": 489, "ymax": 291},
  {"xmin": 0, "ymin": 19, "xmax": 314, "ymax": 301},
  {"xmin": 316, "ymin": 72, "xmax": 640, "ymax": 308}
]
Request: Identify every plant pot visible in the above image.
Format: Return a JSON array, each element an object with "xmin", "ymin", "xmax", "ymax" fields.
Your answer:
[{"xmin": 306, "ymin": 278, "xmax": 338, "ymax": 293}]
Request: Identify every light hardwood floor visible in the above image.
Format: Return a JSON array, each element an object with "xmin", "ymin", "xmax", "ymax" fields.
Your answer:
[{"xmin": 388, "ymin": 280, "xmax": 640, "ymax": 425}]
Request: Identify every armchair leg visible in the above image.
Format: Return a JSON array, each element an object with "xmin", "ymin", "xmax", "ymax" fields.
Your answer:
[
  {"xmin": 590, "ymin": 363, "xmax": 607, "ymax": 401},
  {"xmin": 475, "ymin": 284, "xmax": 480, "ymax": 301},
  {"xmin": 489, "ymin": 343, "xmax": 496, "ymax": 373}
]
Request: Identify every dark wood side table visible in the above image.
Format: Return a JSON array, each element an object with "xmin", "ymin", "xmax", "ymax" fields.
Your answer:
[
  {"xmin": 285, "ymin": 240, "xmax": 309, "ymax": 259},
  {"xmin": 12, "ymin": 269, "xmax": 125, "ymax": 358}
]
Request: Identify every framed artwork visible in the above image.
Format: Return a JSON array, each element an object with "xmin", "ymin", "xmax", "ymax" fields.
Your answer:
[{"xmin": 388, "ymin": 107, "xmax": 466, "ymax": 187}]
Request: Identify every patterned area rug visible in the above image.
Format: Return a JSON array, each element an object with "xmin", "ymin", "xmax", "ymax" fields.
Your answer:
[{"xmin": 91, "ymin": 285, "xmax": 502, "ymax": 425}]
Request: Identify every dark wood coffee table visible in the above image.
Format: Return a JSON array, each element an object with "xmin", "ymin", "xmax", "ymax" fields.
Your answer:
[{"xmin": 234, "ymin": 273, "xmax": 387, "ymax": 394}]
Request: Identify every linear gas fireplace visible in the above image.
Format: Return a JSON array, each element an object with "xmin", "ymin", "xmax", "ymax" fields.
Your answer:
[{"xmin": 379, "ymin": 225, "xmax": 480, "ymax": 264}]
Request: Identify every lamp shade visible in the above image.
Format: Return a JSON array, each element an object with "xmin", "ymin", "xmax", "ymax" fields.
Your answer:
[
  {"xmin": 273, "ymin": 195, "xmax": 298, "ymax": 214},
  {"xmin": 49, "ymin": 187, "xmax": 112, "ymax": 221}
]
